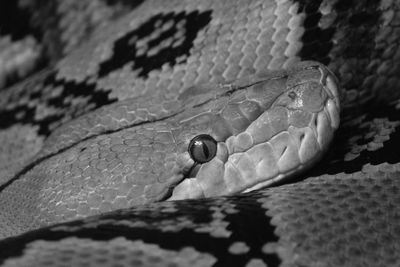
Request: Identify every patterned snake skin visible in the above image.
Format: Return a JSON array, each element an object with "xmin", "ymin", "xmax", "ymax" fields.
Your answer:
[{"xmin": 1, "ymin": 0, "xmax": 400, "ymax": 266}]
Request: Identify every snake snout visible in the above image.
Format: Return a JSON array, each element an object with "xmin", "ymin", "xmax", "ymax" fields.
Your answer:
[{"xmin": 223, "ymin": 63, "xmax": 342, "ymax": 193}]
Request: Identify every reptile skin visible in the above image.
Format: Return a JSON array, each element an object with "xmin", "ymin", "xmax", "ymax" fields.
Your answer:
[{"xmin": 1, "ymin": 0, "xmax": 400, "ymax": 266}]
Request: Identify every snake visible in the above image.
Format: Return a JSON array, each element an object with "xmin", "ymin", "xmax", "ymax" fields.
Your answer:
[{"xmin": 0, "ymin": 0, "xmax": 400, "ymax": 266}]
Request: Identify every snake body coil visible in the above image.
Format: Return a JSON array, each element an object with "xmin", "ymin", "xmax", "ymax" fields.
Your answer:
[{"xmin": 0, "ymin": 0, "xmax": 400, "ymax": 266}]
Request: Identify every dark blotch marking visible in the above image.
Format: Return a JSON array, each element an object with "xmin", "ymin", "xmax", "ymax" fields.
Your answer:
[
  {"xmin": 0, "ymin": 193, "xmax": 281, "ymax": 267},
  {"xmin": 221, "ymin": 194, "xmax": 281, "ymax": 266},
  {"xmin": 293, "ymin": 0, "xmax": 381, "ymax": 65},
  {"xmin": 98, "ymin": 10, "xmax": 212, "ymax": 78},
  {"xmin": 293, "ymin": 0, "xmax": 334, "ymax": 65},
  {"xmin": 0, "ymin": 1, "xmax": 40, "ymax": 41},
  {"xmin": 297, "ymin": 103, "xmax": 400, "ymax": 179},
  {"xmin": 0, "ymin": 71, "xmax": 116, "ymax": 136},
  {"xmin": 287, "ymin": 0, "xmax": 389, "ymax": 179}
]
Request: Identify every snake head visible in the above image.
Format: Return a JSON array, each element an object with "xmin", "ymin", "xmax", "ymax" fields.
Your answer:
[{"xmin": 168, "ymin": 61, "xmax": 341, "ymax": 201}]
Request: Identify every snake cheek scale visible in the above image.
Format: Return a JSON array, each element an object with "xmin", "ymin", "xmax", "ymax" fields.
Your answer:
[{"xmin": 0, "ymin": 0, "xmax": 400, "ymax": 267}]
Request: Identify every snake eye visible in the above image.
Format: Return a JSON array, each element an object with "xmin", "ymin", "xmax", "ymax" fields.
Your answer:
[{"xmin": 188, "ymin": 134, "xmax": 217, "ymax": 163}]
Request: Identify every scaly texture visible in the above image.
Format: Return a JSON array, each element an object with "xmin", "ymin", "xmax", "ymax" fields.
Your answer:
[{"xmin": 0, "ymin": 0, "xmax": 400, "ymax": 266}]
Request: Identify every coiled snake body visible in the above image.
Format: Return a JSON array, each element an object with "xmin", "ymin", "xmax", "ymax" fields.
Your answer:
[{"xmin": 0, "ymin": 0, "xmax": 400, "ymax": 266}]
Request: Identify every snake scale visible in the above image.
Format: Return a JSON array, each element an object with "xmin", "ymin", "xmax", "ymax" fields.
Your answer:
[{"xmin": 0, "ymin": 0, "xmax": 400, "ymax": 266}]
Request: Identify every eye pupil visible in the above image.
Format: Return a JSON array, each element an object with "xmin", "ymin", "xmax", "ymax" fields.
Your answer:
[
  {"xmin": 188, "ymin": 134, "xmax": 217, "ymax": 163},
  {"xmin": 202, "ymin": 145, "xmax": 209, "ymax": 159}
]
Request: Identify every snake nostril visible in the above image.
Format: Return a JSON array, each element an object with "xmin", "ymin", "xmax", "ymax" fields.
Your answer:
[{"xmin": 288, "ymin": 91, "xmax": 297, "ymax": 100}]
